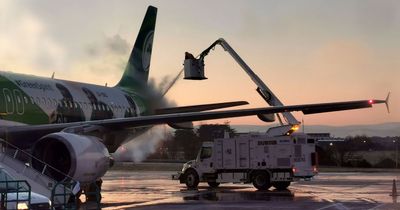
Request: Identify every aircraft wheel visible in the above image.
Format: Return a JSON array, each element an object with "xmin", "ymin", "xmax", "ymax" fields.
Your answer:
[{"xmin": 86, "ymin": 179, "xmax": 102, "ymax": 202}]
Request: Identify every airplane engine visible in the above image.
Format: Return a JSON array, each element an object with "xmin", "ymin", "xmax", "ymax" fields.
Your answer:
[{"xmin": 31, "ymin": 132, "xmax": 111, "ymax": 183}]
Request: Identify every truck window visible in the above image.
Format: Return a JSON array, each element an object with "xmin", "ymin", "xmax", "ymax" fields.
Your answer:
[
  {"xmin": 307, "ymin": 138, "xmax": 315, "ymax": 144},
  {"xmin": 200, "ymin": 147, "xmax": 212, "ymax": 159}
]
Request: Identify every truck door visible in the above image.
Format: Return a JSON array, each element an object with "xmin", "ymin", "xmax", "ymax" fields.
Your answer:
[
  {"xmin": 198, "ymin": 146, "xmax": 214, "ymax": 174},
  {"xmin": 214, "ymin": 139, "xmax": 223, "ymax": 168},
  {"xmin": 236, "ymin": 139, "xmax": 249, "ymax": 168}
]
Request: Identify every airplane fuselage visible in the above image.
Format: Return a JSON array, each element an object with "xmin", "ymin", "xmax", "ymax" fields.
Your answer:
[{"xmin": 0, "ymin": 71, "xmax": 152, "ymax": 151}]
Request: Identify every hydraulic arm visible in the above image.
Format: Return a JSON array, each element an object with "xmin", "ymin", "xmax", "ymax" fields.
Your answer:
[{"xmin": 183, "ymin": 38, "xmax": 300, "ymax": 134}]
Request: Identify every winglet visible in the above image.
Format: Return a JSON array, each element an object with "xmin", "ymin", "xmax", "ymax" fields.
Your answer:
[{"xmin": 385, "ymin": 92, "xmax": 391, "ymax": 113}]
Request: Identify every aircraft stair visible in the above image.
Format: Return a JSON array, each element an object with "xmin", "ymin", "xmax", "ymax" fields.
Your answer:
[{"xmin": 0, "ymin": 138, "xmax": 76, "ymax": 207}]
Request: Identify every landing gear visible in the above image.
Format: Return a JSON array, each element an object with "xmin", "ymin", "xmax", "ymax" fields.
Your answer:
[
  {"xmin": 252, "ymin": 172, "xmax": 271, "ymax": 190},
  {"xmin": 272, "ymin": 181, "xmax": 290, "ymax": 190},
  {"xmin": 85, "ymin": 179, "xmax": 102, "ymax": 202}
]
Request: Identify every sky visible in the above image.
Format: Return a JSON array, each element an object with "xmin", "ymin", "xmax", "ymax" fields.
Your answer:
[{"xmin": 0, "ymin": 0, "xmax": 398, "ymax": 126}]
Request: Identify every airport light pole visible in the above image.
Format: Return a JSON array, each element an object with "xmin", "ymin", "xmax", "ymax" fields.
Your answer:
[{"xmin": 396, "ymin": 140, "xmax": 398, "ymax": 169}]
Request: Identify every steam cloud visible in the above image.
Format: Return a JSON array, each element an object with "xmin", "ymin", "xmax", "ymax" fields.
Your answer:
[
  {"xmin": 113, "ymin": 126, "xmax": 168, "ymax": 162},
  {"xmin": 112, "ymin": 71, "xmax": 183, "ymax": 162}
]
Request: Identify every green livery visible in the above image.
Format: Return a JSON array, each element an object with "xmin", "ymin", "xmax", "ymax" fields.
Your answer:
[{"xmin": 0, "ymin": 6, "xmax": 158, "ymax": 128}]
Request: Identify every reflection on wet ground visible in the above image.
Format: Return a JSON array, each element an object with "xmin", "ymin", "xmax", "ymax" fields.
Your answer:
[
  {"xmin": 95, "ymin": 171, "xmax": 400, "ymax": 210},
  {"xmin": 182, "ymin": 188, "xmax": 294, "ymax": 202}
]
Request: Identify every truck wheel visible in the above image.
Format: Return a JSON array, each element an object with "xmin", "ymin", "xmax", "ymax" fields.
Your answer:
[
  {"xmin": 185, "ymin": 169, "xmax": 199, "ymax": 189},
  {"xmin": 273, "ymin": 181, "xmax": 290, "ymax": 190},
  {"xmin": 207, "ymin": 181, "xmax": 220, "ymax": 188},
  {"xmin": 252, "ymin": 172, "xmax": 271, "ymax": 190}
]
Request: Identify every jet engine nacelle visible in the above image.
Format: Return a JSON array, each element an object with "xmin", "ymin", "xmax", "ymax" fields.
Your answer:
[{"xmin": 32, "ymin": 132, "xmax": 111, "ymax": 183}]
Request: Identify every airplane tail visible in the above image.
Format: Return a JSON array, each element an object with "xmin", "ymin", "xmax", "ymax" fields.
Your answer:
[{"xmin": 116, "ymin": 6, "xmax": 157, "ymax": 90}]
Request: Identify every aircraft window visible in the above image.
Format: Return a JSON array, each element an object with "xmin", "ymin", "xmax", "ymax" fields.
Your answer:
[
  {"xmin": 6, "ymin": 95, "xmax": 11, "ymax": 102},
  {"xmin": 16, "ymin": 95, "xmax": 21, "ymax": 103},
  {"xmin": 23, "ymin": 96, "xmax": 28, "ymax": 104},
  {"xmin": 93, "ymin": 103, "xmax": 97, "ymax": 110}
]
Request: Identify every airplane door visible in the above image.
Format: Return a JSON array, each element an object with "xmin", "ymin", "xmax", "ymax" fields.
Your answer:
[
  {"xmin": 13, "ymin": 89, "xmax": 24, "ymax": 115},
  {"xmin": 3, "ymin": 89, "xmax": 14, "ymax": 114}
]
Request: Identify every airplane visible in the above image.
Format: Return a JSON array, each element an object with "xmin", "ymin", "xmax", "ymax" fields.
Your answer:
[{"xmin": 0, "ymin": 5, "xmax": 388, "ymax": 191}]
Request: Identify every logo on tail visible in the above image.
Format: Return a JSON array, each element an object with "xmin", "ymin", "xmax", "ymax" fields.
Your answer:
[{"xmin": 142, "ymin": 31, "xmax": 154, "ymax": 72}]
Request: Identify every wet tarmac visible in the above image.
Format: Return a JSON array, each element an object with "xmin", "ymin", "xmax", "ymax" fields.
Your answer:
[{"xmin": 94, "ymin": 170, "xmax": 400, "ymax": 210}]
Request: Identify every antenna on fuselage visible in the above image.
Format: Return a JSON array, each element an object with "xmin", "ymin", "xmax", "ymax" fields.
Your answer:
[{"xmin": 51, "ymin": 72, "xmax": 55, "ymax": 79}]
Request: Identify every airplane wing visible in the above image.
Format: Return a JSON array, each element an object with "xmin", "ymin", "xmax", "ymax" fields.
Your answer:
[
  {"xmin": 0, "ymin": 98, "xmax": 386, "ymax": 145},
  {"xmin": 155, "ymin": 101, "xmax": 249, "ymax": 114}
]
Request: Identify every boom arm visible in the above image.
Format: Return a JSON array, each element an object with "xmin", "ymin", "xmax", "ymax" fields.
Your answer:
[{"xmin": 193, "ymin": 38, "xmax": 300, "ymax": 125}]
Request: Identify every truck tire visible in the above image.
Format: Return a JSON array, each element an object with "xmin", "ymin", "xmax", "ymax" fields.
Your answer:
[
  {"xmin": 273, "ymin": 181, "xmax": 290, "ymax": 190},
  {"xmin": 207, "ymin": 181, "xmax": 220, "ymax": 188},
  {"xmin": 252, "ymin": 171, "xmax": 271, "ymax": 190},
  {"xmin": 184, "ymin": 169, "xmax": 199, "ymax": 189}
]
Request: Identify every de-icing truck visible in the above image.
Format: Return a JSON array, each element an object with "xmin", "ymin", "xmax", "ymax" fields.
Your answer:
[
  {"xmin": 173, "ymin": 38, "xmax": 320, "ymax": 190},
  {"xmin": 172, "ymin": 132, "xmax": 317, "ymax": 190}
]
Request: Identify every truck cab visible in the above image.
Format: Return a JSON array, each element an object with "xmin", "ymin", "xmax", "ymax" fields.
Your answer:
[{"xmin": 176, "ymin": 142, "xmax": 218, "ymax": 188}]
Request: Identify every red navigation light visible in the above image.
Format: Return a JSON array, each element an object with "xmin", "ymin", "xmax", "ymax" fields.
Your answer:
[{"xmin": 368, "ymin": 99, "xmax": 373, "ymax": 104}]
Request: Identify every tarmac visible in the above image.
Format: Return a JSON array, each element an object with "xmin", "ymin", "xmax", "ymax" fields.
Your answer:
[{"xmin": 87, "ymin": 168, "xmax": 400, "ymax": 210}]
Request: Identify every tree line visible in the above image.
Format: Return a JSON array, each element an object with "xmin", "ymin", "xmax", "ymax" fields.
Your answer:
[{"xmin": 147, "ymin": 124, "xmax": 400, "ymax": 168}]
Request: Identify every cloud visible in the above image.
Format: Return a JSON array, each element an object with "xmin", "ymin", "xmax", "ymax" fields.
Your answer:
[
  {"xmin": 0, "ymin": 0, "xmax": 66, "ymax": 74},
  {"xmin": 85, "ymin": 34, "xmax": 130, "ymax": 57}
]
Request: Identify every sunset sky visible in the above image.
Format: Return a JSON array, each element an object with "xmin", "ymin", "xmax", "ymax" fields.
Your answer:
[{"xmin": 0, "ymin": 0, "xmax": 398, "ymax": 126}]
